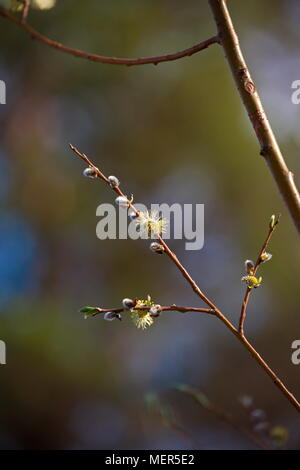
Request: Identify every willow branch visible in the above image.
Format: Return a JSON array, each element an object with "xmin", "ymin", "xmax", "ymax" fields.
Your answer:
[
  {"xmin": 176, "ymin": 385, "xmax": 271, "ymax": 450},
  {"xmin": 239, "ymin": 216, "xmax": 279, "ymax": 335},
  {"xmin": 85, "ymin": 305, "xmax": 215, "ymax": 318},
  {"xmin": 70, "ymin": 143, "xmax": 300, "ymax": 412},
  {"xmin": 0, "ymin": 8, "xmax": 218, "ymax": 66},
  {"xmin": 147, "ymin": 395, "xmax": 201, "ymax": 449},
  {"xmin": 209, "ymin": 0, "xmax": 300, "ymax": 234}
]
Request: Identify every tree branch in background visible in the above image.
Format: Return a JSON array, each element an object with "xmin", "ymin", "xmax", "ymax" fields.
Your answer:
[
  {"xmin": 145, "ymin": 392, "xmax": 201, "ymax": 449},
  {"xmin": 175, "ymin": 385, "xmax": 271, "ymax": 450},
  {"xmin": 0, "ymin": 7, "xmax": 219, "ymax": 66},
  {"xmin": 209, "ymin": 0, "xmax": 300, "ymax": 234}
]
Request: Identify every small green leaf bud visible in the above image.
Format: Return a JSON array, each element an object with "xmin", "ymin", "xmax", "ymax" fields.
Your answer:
[
  {"xmin": 269, "ymin": 214, "xmax": 276, "ymax": 229},
  {"xmin": 79, "ymin": 306, "xmax": 99, "ymax": 319}
]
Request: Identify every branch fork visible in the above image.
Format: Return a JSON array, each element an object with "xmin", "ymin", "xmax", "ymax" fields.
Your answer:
[{"xmin": 70, "ymin": 143, "xmax": 300, "ymax": 412}]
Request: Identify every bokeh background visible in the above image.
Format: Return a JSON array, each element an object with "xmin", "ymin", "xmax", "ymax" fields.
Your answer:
[{"xmin": 0, "ymin": 0, "xmax": 299, "ymax": 450}]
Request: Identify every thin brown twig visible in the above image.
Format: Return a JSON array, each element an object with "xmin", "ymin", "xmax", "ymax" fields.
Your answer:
[
  {"xmin": 69, "ymin": 143, "xmax": 300, "ymax": 413},
  {"xmin": 209, "ymin": 0, "xmax": 300, "ymax": 234},
  {"xmin": 239, "ymin": 217, "xmax": 280, "ymax": 335},
  {"xmin": 0, "ymin": 7, "xmax": 219, "ymax": 66}
]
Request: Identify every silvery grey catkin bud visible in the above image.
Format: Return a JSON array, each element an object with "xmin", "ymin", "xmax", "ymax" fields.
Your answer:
[
  {"xmin": 108, "ymin": 175, "xmax": 120, "ymax": 188},
  {"xmin": 104, "ymin": 311, "xmax": 117, "ymax": 321},
  {"xmin": 150, "ymin": 242, "xmax": 165, "ymax": 254},
  {"xmin": 149, "ymin": 305, "xmax": 161, "ymax": 317},
  {"xmin": 122, "ymin": 298, "xmax": 136, "ymax": 310},
  {"xmin": 115, "ymin": 196, "xmax": 130, "ymax": 207},
  {"xmin": 83, "ymin": 167, "xmax": 97, "ymax": 179},
  {"xmin": 245, "ymin": 259, "xmax": 255, "ymax": 274}
]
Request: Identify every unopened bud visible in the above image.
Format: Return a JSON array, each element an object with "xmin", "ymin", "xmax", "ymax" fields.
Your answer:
[
  {"xmin": 149, "ymin": 305, "xmax": 161, "ymax": 317},
  {"xmin": 108, "ymin": 175, "xmax": 120, "ymax": 188},
  {"xmin": 122, "ymin": 298, "xmax": 136, "ymax": 310},
  {"xmin": 104, "ymin": 311, "xmax": 117, "ymax": 321},
  {"xmin": 83, "ymin": 167, "xmax": 97, "ymax": 179},
  {"xmin": 260, "ymin": 251, "xmax": 272, "ymax": 263},
  {"xmin": 150, "ymin": 242, "xmax": 165, "ymax": 254},
  {"xmin": 115, "ymin": 196, "xmax": 130, "ymax": 207},
  {"xmin": 245, "ymin": 259, "xmax": 255, "ymax": 274},
  {"xmin": 269, "ymin": 214, "xmax": 276, "ymax": 229}
]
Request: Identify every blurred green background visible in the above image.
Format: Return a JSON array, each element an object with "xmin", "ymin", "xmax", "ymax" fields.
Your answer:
[{"xmin": 0, "ymin": 0, "xmax": 299, "ymax": 449}]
